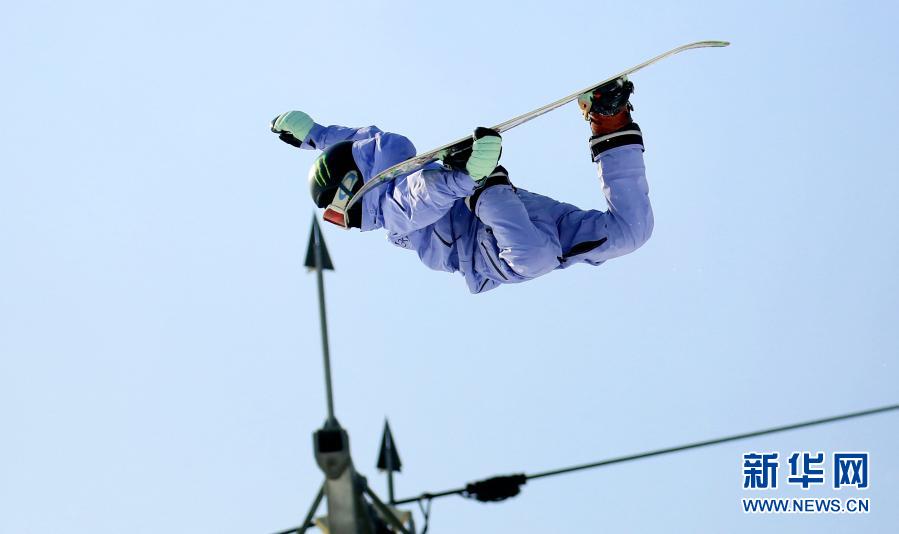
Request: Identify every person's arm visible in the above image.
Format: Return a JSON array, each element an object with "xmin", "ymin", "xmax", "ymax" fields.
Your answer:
[
  {"xmin": 375, "ymin": 127, "xmax": 502, "ymax": 234},
  {"xmin": 557, "ymin": 144, "xmax": 653, "ymax": 265},
  {"xmin": 271, "ymin": 110, "xmax": 385, "ymax": 151},
  {"xmin": 304, "ymin": 123, "xmax": 385, "ymax": 151},
  {"xmin": 377, "ymin": 167, "xmax": 476, "ymax": 235}
]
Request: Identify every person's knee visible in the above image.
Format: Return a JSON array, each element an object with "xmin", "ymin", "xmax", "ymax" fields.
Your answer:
[
  {"xmin": 626, "ymin": 204, "xmax": 654, "ymax": 252},
  {"xmin": 529, "ymin": 252, "xmax": 563, "ymax": 278},
  {"xmin": 505, "ymin": 241, "xmax": 562, "ymax": 279}
]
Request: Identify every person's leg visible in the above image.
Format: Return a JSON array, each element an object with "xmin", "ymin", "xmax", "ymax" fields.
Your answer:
[
  {"xmin": 554, "ymin": 77, "xmax": 651, "ymax": 264},
  {"xmin": 469, "ymin": 167, "xmax": 562, "ymax": 280}
]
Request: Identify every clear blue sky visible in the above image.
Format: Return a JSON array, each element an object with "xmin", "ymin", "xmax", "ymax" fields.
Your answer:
[{"xmin": 2, "ymin": 1, "xmax": 897, "ymax": 532}]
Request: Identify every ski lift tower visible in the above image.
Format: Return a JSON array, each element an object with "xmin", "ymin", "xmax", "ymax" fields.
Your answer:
[{"xmin": 283, "ymin": 217, "xmax": 412, "ymax": 534}]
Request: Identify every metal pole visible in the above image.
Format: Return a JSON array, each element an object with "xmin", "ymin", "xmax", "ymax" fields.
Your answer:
[
  {"xmin": 271, "ymin": 483, "xmax": 324, "ymax": 534},
  {"xmin": 299, "ymin": 484, "xmax": 325, "ymax": 534},
  {"xmin": 312, "ymin": 219, "xmax": 336, "ymax": 423},
  {"xmin": 363, "ymin": 485, "xmax": 412, "ymax": 534},
  {"xmin": 385, "ymin": 427, "xmax": 395, "ymax": 505},
  {"xmin": 387, "ymin": 470, "xmax": 395, "ymax": 506}
]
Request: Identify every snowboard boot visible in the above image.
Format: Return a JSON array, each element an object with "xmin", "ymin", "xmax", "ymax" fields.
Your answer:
[{"xmin": 577, "ymin": 77, "xmax": 643, "ymax": 159}]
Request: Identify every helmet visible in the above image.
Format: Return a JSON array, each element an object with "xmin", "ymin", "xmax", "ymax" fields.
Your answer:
[{"xmin": 308, "ymin": 141, "xmax": 362, "ymax": 208}]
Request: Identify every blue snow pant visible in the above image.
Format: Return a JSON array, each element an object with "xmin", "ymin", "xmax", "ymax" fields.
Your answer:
[{"xmin": 468, "ymin": 183, "xmax": 564, "ymax": 283}]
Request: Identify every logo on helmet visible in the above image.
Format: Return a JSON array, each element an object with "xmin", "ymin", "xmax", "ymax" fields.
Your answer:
[{"xmin": 336, "ymin": 171, "xmax": 360, "ymax": 201}]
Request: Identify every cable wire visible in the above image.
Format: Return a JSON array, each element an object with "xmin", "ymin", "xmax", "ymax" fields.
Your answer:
[{"xmin": 393, "ymin": 403, "xmax": 899, "ymax": 505}]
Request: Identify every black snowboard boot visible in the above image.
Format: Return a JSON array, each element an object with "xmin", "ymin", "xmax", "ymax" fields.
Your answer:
[{"xmin": 577, "ymin": 77, "xmax": 643, "ymax": 159}]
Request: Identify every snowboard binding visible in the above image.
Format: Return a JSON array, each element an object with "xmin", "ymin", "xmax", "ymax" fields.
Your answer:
[{"xmin": 577, "ymin": 76, "xmax": 635, "ymax": 137}]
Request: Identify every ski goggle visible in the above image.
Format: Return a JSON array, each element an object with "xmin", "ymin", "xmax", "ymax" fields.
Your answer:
[{"xmin": 322, "ymin": 171, "xmax": 361, "ymax": 229}]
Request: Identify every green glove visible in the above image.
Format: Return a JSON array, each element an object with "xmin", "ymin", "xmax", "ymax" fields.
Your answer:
[
  {"xmin": 270, "ymin": 110, "xmax": 314, "ymax": 147},
  {"xmin": 466, "ymin": 127, "xmax": 503, "ymax": 182}
]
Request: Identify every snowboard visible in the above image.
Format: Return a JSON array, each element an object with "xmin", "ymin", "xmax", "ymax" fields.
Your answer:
[{"xmin": 344, "ymin": 40, "xmax": 729, "ymax": 211}]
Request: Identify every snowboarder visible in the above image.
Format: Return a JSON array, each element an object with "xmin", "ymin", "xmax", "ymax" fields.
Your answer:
[{"xmin": 271, "ymin": 78, "xmax": 652, "ymax": 294}]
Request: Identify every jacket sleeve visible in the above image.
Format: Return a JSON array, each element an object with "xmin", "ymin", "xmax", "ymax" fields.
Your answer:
[
  {"xmin": 557, "ymin": 144, "xmax": 653, "ymax": 265},
  {"xmin": 297, "ymin": 123, "xmax": 385, "ymax": 151},
  {"xmin": 377, "ymin": 167, "xmax": 476, "ymax": 235},
  {"xmin": 352, "ymin": 131, "xmax": 417, "ymax": 180}
]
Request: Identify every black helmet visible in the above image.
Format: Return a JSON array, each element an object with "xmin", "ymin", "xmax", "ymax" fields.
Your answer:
[{"xmin": 308, "ymin": 141, "xmax": 362, "ymax": 208}]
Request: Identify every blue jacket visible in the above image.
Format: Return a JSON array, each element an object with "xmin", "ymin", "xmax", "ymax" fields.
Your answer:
[{"xmin": 298, "ymin": 122, "xmax": 653, "ymax": 293}]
